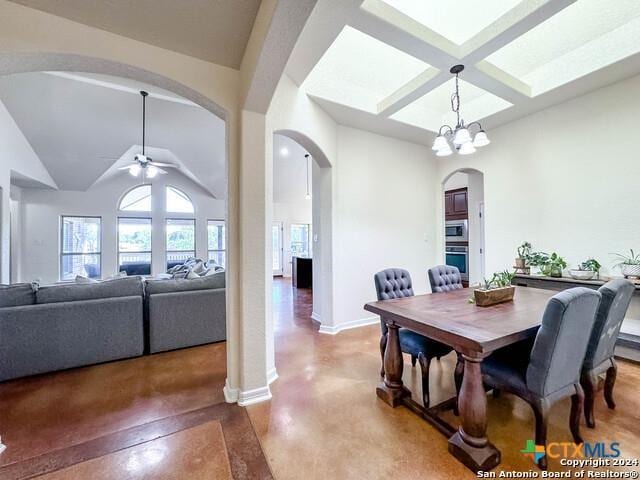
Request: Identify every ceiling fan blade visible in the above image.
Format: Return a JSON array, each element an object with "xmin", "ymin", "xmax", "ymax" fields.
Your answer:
[
  {"xmin": 156, "ymin": 167, "xmax": 169, "ymax": 175},
  {"xmin": 117, "ymin": 165, "xmax": 135, "ymax": 170},
  {"xmin": 150, "ymin": 162, "xmax": 177, "ymax": 168}
]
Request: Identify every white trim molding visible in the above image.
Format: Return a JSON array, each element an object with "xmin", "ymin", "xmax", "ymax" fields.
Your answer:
[
  {"xmin": 267, "ymin": 367, "xmax": 279, "ymax": 385},
  {"xmin": 318, "ymin": 316, "xmax": 378, "ymax": 335},
  {"xmin": 310, "ymin": 311, "xmax": 322, "ymax": 323},
  {"xmin": 223, "ymin": 378, "xmax": 239, "ymax": 404},
  {"xmin": 238, "ymin": 385, "xmax": 272, "ymax": 407}
]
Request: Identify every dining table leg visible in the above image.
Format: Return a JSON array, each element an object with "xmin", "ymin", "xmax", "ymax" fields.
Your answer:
[
  {"xmin": 376, "ymin": 322, "xmax": 409, "ymax": 407},
  {"xmin": 448, "ymin": 354, "xmax": 500, "ymax": 471}
]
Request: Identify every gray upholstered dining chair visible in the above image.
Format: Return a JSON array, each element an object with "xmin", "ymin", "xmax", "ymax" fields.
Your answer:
[
  {"xmin": 428, "ymin": 265, "xmax": 464, "ymax": 293},
  {"xmin": 427, "ymin": 264, "xmax": 464, "ymax": 414},
  {"xmin": 481, "ymin": 287, "xmax": 601, "ymax": 469},
  {"xmin": 581, "ymin": 278, "xmax": 635, "ymax": 428},
  {"xmin": 374, "ymin": 268, "xmax": 452, "ymax": 407}
]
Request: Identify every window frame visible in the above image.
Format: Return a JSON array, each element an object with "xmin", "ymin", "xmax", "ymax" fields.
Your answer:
[
  {"xmin": 207, "ymin": 219, "xmax": 226, "ymax": 267},
  {"xmin": 165, "ymin": 185, "xmax": 196, "ymax": 215},
  {"xmin": 117, "ymin": 216, "xmax": 153, "ymax": 274},
  {"xmin": 165, "ymin": 217, "xmax": 196, "ymax": 268},
  {"xmin": 59, "ymin": 215, "xmax": 103, "ymax": 282},
  {"xmin": 118, "ymin": 184, "xmax": 153, "ymax": 213}
]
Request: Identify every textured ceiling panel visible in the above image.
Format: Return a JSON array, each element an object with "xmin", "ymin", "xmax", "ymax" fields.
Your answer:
[
  {"xmin": 380, "ymin": 0, "xmax": 522, "ymax": 45},
  {"xmin": 301, "ymin": 26, "xmax": 430, "ymax": 113},
  {"xmin": 485, "ymin": 0, "xmax": 640, "ymax": 94},
  {"xmin": 391, "ymin": 78, "xmax": 512, "ymax": 132}
]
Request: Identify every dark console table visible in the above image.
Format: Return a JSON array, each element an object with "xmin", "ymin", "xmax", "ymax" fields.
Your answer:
[
  {"xmin": 292, "ymin": 257, "xmax": 312, "ymax": 288},
  {"xmin": 512, "ymin": 274, "xmax": 640, "ymax": 360}
]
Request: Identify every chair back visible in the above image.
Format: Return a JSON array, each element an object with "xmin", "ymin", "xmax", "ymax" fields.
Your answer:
[
  {"xmin": 526, "ymin": 287, "xmax": 601, "ymax": 397},
  {"xmin": 428, "ymin": 265, "xmax": 463, "ymax": 293},
  {"xmin": 584, "ymin": 279, "xmax": 635, "ymax": 369},
  {"xmin": 374, "ymin": 269, "xmax": 414, "ymax": 334}
]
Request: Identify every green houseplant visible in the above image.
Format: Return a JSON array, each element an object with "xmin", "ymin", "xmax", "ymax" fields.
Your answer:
[
  {"xmin": 612, "ymin": 249, "xmax": 640, "ymax": 278},
  {"xmin": 539, "ymin": 252, "xmax": 567, "ymax": 278},
  {"xmin": 515, "ymin": 242, "xmax": 532, "ymax": 269},
  {"xmin": 570, "ymin": 258, "xmax": 601, "ymax": 280},
  {"xmin": 474, "ymin": 270, "xmax": 516, "ymax": 307}
]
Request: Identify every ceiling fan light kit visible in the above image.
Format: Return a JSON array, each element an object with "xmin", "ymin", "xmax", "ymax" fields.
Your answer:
[{"xmin": 432, "ymin": 65, "xmax": 490, "ymax": 157}]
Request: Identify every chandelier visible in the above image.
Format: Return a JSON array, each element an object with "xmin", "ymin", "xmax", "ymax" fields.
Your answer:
[{"xmin": 432, "ymin": 65, "xmax": 490, "ymax": 156}]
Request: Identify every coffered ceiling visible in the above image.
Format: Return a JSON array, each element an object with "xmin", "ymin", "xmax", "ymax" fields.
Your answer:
[
  {"xmin": 287, "ymin": 0, "xmax": 640, "ymax": 145},
  {"xmin": 6, "ymin": 0, "xmax": 262, "ymax": 68}
]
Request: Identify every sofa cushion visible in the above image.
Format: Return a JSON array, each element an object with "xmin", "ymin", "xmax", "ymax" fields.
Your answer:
[
  {"xmin": 145, "ymin": 272, "xmax": 225, "ymax": 295},
  {"xmin": 0, "ymin": 283, "xmax": 36, "ymax": 308},
  {"xmin": 36, "ymin": 277, "xmax": 144, "ymax": 304}
]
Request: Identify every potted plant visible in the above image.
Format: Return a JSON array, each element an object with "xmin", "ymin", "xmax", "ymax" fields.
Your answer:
[
  {"xmin": 539, "ymin": 252, "xmax": 567, "ymax": 278},
  {"xmin": 612, "ymin": 249, "xmax": 640, "ymax": 278},
  {"xmin": 474, "ymin": 270, "xmax": 516, "ymax": 307},
  {"xmin": 525, "ymin": 251, "xmax": 549, "ymax": 275},
  {"xmin": 569, "ymin": 258, "xmax": 601, "ymax": 280},
  {"xmin": 515, "ymin": 242, "xmax": 532, "ymax": 269}
]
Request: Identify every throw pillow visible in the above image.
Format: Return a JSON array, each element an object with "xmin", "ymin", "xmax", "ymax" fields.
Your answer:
[{"xmin": 75, "ymin": 275, "xmax": 98, "ymax": 284}]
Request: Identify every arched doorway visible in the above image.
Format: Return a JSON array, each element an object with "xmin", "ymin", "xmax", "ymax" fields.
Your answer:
[
  {"xmin": 272, "ymin": 129, "xmax": 333, "ymax": 329},
  {"xmin": 441, "ymin": 168, "xmax": 485, "ymax": 285},
  {"xmin": 0, "ymin": 52, "xmax": 238, "ymax": 393}
]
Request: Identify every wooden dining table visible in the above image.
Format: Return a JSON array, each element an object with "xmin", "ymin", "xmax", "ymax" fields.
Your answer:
[{"xmin": 364, "ymin": 286, "xmax": 557, "ymax": 472}]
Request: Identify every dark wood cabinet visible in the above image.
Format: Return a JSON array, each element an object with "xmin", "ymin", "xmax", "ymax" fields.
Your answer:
[
  {"xmin": 292, "ymin": 257, "xmax": 312, "ymax": 288},
  {"xmin": 444, "ymin": 187, "xmax": 468, "ymax": 220}
]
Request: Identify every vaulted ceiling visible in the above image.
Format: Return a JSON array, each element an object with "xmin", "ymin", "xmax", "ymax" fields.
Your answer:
[
  {"xmin": 0, "ymin": 72, "xmax": 226, "ymax": 197},
  {"xmin": 6, "ymin": 0, "xmax": 262, "ymax": 68},
  {"xmin": 286, "ymin": 0, "xmax": 640, "ymax": 145}
]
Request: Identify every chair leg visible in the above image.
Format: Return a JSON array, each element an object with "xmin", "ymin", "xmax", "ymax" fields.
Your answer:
[
  {"xmin": 379, "ymin": 333, "xmax": 387, "ymax": 378},
  {"xmin": 570, "ymin": 384, "xmax": 585, "ymax": 445},
  {"xmin": 532, "ymin": 403, "xmax": 549, "ymax": 470},
  {"xmin": 581, "ymin": 372, "xmax": 597, "ymax": 428},
  {"xmin": 604, "ymin": 359, "xmax": 617, "ymax": 410},
  {"xmin": 453, "ymin": 352, "xmax": 464, "ymax": 416},
  {"xmin": 418, "ymin": 352, "xmax": 431, "ymax": 408},
  {"xmin": 411, "ymin": 355, "xmax": 417, "ymax": 367}
]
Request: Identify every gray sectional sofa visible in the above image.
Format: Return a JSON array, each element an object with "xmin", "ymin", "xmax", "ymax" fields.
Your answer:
[
  {"xmin": 145, "ymin": 273, "xmax": 226, "ymax": 354},
  {"xmin": 0, "ymin": 272, "xmax": 226, "ymax": 382}
]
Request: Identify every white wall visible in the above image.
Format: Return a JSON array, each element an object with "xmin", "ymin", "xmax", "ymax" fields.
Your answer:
[
  {"xmin": 332, "ymin": 126, "xmax": 439, "ymax": 329},
  {"xmin": 0, "ymin": 98, "xmax": 57, "ymax": 283},
  {"xmin": 436, "ymin": 73, "xmax": 640, "ymax": 279},
  {"xmin": 17, "ymin": 171, "xmax": 223, "ymax": 285},
  {"xmin": 444, "ymin": 172, "xmax": 468, "ymax": 191}
]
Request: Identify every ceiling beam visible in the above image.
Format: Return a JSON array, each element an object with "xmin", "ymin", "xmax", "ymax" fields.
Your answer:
[{"xmin": 377, "ymin": 68, "xmax": 447, "ymax": 117}]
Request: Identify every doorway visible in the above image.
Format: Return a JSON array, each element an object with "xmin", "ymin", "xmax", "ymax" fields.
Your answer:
[{"xmin": 272, "ymin": 221, "xmax": 283, "ymax": 276}]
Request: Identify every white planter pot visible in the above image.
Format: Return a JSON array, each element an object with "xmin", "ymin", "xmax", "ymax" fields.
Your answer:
[{"xmin": 621, "ymin": 264, "xmax": 640, "ymax": 278}]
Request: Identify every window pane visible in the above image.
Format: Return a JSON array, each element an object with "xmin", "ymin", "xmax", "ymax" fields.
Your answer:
[
  {"xmin": 291, "ymin": 224, "xmax": 310, "ymax": 257},
  {"xmin": 272, "ymin": 224, "xmax": 281, "ymax": 271},
  {"xmin": 208, "ymin": 251, "xmax": 226, "ymax": 268},
  {"xmin": 118, "ymin": 218, "xmax": 152, "ymax": 252},
  {"xmin": 61, "ymin": 217, "xmax": 101, "ymax": 254},
  {"xmin": 207, "ymin": 220, "xmax": 225, "ymax": 250},
  {"xmin": 61, "ymin": 254, "xmax": 101, "ymax": 281},
  {"xmin": 166, "ymin": 186, "xmax": 194, "ymax": 213},
  {"xmin": 119, "ymin": 185, "xmax": 152, "ymax": 212},
  {"xmin": 119, "ymin": 252, "xmax": 151, "ymax": 275},
  {"xmin": 166, "ymin": 218, "xmax": 195, "ymax": 251}
]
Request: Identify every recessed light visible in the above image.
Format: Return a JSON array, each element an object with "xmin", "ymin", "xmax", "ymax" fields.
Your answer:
[{"xmin": 279, "ymin": 147, "xmax": 289, "ymax": 157}]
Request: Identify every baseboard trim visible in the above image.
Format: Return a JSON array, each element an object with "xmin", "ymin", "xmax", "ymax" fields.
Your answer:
[
  {"xmin": 238, "ymin": 385, "xmax": 272, "ymax": 407},
  {"xmin": 318, "ymin": 316, "xmax": 378, "ymax": 335},
  {"xmin": 223, "ymin": 378, "xmax": 239, "ymax": 404},
  {"xmin": 267, "ymin": 367, "xmax": 279, "ymax": 385}
]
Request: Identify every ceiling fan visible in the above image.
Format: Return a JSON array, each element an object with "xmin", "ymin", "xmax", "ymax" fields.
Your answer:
[{"xmin": 117, "ymin": 90, "xmax": 177, "ymax": 179}]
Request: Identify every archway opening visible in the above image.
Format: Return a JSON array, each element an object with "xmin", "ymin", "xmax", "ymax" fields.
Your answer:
[{"xmin": 442, "ymin": 168, "xmax": 485, "ymax": 286}]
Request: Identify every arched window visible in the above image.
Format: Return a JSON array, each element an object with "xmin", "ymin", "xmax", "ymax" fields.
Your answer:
[
  {"xmin": 119, "ymin": 185, "xmax": 152, "ymax": 212},
  {"xmin": 166, "ymin": 186, "xmax": 194, "ymax": 213}
]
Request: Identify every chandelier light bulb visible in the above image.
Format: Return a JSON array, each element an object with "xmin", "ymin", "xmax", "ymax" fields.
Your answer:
[
  {"xmin": 432, "ymin": 135, "xmax": 448, "ymax": 151},
  {"xmin": 453, "ymin": 128, "xmax": 471, "ymax": 146},
  {"xmin": 473, "ymin": 130, "xmax": 490, "ymax": 147},
  {"xmin": 129, "ymin": 164, "xmax": 141, "ymax": 177},
  {"xmin": 436, "ymin": 146, "xmax": 453, "ymax": 157},
  {"xmin": 146, "ymin": 165, "xmax": 159, "ymax": 178},
  {"xmin": 458, "ymin": 142, "xmax": 476, "ymax": 155}
]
